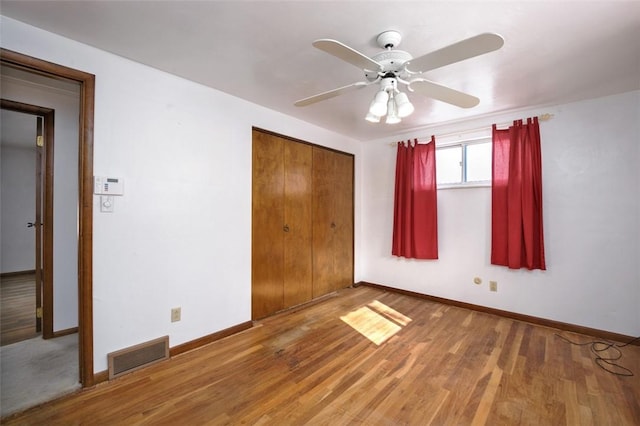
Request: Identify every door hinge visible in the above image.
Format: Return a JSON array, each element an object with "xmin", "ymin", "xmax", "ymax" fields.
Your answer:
[
  {"xmin": 36, "ymin": 135, "xmax": 44, "ymax": 147},
  {"xmin": 36, "ymin": 307, "xmax": 43, "ymax": 318}
]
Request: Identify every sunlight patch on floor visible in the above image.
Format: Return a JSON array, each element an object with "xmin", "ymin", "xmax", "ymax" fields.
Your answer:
[
  {"xmin": 340, "ymin": 300, "xmax": 412, "ymax": 345},
  {"xmin": 367, "ymin": 300, "xmax": 412, "ymax": 326}
]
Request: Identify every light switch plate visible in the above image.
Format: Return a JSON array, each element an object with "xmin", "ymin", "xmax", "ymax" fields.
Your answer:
[{"xmin": 100, "ymin": 195, "xmax": 114, "ymax": 213}]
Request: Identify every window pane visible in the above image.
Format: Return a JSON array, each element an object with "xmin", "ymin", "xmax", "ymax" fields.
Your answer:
[
  {"xmin": 466, "ymin": 142, "xmax": 492, "ymax": 182},
  {"xmin": 436, "ymin": 146, "xmax": 462, "ymax": 184}
]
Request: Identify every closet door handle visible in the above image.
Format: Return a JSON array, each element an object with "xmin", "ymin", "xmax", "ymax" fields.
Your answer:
[
  {"xmin": 331, "ymin": 222, "xmax": 336, "ymax": 229},
  {"xmin": 283, "ymin": 225, "xmax": 290, "ymax": 232}
]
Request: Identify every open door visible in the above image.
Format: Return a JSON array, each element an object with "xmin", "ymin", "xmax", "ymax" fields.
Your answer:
[{"xmin": 2, "ymin": 100, "xmax": 55, "ymax": 339}]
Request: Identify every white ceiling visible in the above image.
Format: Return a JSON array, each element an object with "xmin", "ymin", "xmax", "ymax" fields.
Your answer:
[{"xmin": 2, "ymin": 1, "xmax": 639, "ymax": 141}]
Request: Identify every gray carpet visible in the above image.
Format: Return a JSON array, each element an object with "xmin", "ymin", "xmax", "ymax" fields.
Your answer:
[{"xmin": 1, "ymin": 333, "xmax": 80, "ymax": 418}]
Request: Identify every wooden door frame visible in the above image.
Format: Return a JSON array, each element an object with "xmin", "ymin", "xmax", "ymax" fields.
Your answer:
[
  {"xmin": 1, "ymin": 48, "xmax": 95, "ymax": 387},
  {"xmin": 0, "ymin": 99, "xmax": 55, "ymax": 338},
  {"xmin": 35, "ymin": 115, "xmax": 44, "ymax": 334}
]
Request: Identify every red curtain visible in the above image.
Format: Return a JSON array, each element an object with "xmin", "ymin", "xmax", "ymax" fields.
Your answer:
[
  {"xmin": 491, "ymin": 117, "xmax": 546, "ymax": 270},
  {"xmin": 392, "ymin": 137, "xmax": 438, "ymax": 259}
]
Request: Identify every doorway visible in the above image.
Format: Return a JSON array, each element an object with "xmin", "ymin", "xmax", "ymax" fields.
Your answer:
[
  {"xmin": 1, "ymin": 102, "xmax": 54, "ymax": 345},
  {"xmin": 0, "ymin": 49, "xmax": 95, "ymax": 391}
]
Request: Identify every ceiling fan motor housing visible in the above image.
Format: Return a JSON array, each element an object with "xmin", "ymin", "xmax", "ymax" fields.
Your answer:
[
  {"xmin": 364, "ymin": 30, "xmax": 413, "ymax": 81},
  {"xmin": 365, "ymin": 50, "xmax": 413, "ymax": 81}
]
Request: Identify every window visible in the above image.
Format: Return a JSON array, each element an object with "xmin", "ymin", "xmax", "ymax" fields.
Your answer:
[{"xmin": 436, "ymin": 138, "xmax": 491, "ymax": 188}]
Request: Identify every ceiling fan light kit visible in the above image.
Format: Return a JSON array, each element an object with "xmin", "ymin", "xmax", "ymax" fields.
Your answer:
[
  {"xmin": 365, "ymin": 112, "xmax": 381, "ymax": 123},
  {"xmin": 385, "ymin": 94, "xmax": 401, "ymax": 124},
  {"xmin": 394, "ymin": 92, "xmax": 414, "ymax": 118},
  {"xmin": 369, "ymin": 90, "xmax": 390, "ymax": 117},
  {"xmin": 295, "ymin": 29, "xmax": 504, "ymax": 125},
  {"xmin": 366, "ymin": 77, "xmax": 413, "ymax": 124}
]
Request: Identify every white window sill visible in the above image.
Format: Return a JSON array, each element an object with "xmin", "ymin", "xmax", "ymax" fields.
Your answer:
[{"xmin": 437, "ymin": 181, "xmax": 491, "ymax": 190}]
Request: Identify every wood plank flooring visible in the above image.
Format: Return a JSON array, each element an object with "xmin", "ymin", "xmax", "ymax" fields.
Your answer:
[
  {"xmin": 1, "ymin": 272, "xmax": 39, "ymax": 346},
  {"xmin": 3, "ymin": 285, "xmax": 639, "ymax": 425}
]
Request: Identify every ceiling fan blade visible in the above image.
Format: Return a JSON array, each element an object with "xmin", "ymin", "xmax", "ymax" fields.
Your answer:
[
  {"xmin": 313, "ymin": 39, "xmax": 382, "ymax": 71},
  {"xmin": 410, "ymin": 79, "xmax": 480, "ymax": 108},
  {"xmin": 406, "ymin": 33, "xmax": 504, "ymax": 73},
  {"xmin": 295, "ymin": 82, "xmax": 368, "ymax": 107}
]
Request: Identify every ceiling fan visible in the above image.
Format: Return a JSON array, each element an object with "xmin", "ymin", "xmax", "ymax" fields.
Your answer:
[{"xmin": 295, "ymin": 30, "xmax": 504, "ymax": 124}]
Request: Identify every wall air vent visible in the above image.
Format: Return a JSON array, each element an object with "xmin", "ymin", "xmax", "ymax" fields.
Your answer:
[{"xmin": 107, "ymin": 336, "xmax": 169, "ymax": 379}]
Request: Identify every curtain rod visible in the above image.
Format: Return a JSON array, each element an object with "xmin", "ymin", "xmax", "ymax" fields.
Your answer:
[{"xmin": 389, "ymin": 113, "xmax": 554, "ymax": 146}]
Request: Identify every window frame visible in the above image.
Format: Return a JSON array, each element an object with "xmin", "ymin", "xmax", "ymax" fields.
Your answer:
[{"xmin": 436, "ymin": 136, "xmax": 492, "ymax": 189}]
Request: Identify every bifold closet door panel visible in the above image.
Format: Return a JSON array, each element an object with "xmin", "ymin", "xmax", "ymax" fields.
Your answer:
[
  {"xmin": 312, "ymin": 147, "xmax": 354, "ymax": 298},
  {"xmin": 251, "ymin": 130, "xmax": 285, "ymax": 319},
  {"xmin": 312, "ymin": 147, "xmax": 335, "ymax": 298},
  {"xmin": 283, "ymin": 141, "xmax": 313, "ymax": 308},
  {"xmin": 332, "ymin": 151, "xmax": 354, "ymax": 291}
]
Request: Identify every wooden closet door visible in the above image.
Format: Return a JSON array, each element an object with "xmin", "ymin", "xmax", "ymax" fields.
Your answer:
[
  {"xmin": 312, "ymin": 147, "xmax": 354, "ymax": 298},
  {"xmin": 283, "ymin": 141, "xmax": 313, "ymax": 308},
  {"xmin": 251, "ymin": 130, "xmax": 285, "ymax": 319},
  {"xmin": 332, "ymin": 151, "xmax": 354, "ymax": 291}
]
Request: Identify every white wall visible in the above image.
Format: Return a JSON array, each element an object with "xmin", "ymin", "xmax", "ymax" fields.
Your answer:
[
  {"xmin": 361, "ymin": 91, "xmax": 640, "ymax": 337},
  {"xmin": 0, "ymin": 16, "xmax": 362, "ymax": 373},
  {"xmin": 1, "ymin": 74, "xmax": 80, "ymax": 332},
  {"xmin": 1, "ymin": 144, "xmax": 36, "ymax": 273}
]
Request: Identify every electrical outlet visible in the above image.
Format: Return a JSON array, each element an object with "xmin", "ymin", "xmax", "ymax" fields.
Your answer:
[
  {"xmin": 171, "ymin": 307, "xmax": 181, "ymax": 322},
  {"xmin": 489, "ymin": 281, "xmax": 498, "ymax": 292}
]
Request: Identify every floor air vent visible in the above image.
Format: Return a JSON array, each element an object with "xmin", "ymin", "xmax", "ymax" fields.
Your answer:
[{"xmin": 108, "ymin": 336, "xmax": 169, "ymax": 379}]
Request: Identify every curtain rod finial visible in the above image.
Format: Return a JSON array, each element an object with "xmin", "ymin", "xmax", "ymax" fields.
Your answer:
[{"xmin": 539, "ymin": 113, "xmax": 554, "ymax": 121}]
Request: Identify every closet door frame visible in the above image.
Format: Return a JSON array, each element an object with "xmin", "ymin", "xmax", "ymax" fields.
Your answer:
[{"xmin": 251, "ymin": 127, "xmax": 354, "ymax": 320}]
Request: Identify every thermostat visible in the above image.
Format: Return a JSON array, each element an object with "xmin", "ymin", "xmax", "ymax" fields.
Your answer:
[{"xmin": 94, "ymin": 176, "xmax": 124, "ymax": 195}]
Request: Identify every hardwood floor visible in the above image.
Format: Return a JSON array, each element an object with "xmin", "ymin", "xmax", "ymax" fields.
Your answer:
[
  {"xmin": 1, "ymin": 272, "xmax": 39, "ymax": 346},
  {"xmin": 3, "ymin": 285, "xmax": 639, "ymax": 425}
]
